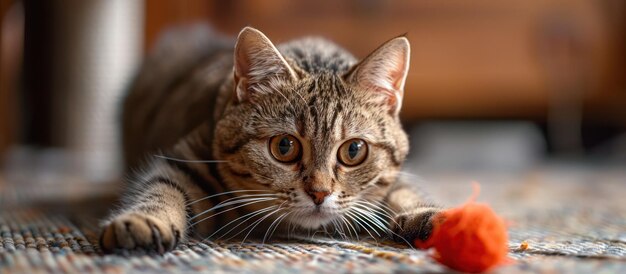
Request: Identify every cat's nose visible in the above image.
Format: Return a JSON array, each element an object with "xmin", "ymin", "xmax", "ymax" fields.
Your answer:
[{"xmin": 306, "ymin": 190, "xmax": 330, "ymax": 205}]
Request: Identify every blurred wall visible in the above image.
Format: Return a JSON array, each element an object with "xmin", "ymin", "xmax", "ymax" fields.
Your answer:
[
  {"xmin": 2, "ymin": 0, "xmax": 625, "ymax": 163},
  {"xmin": 145, "ymin": 0, "xmax": 625, "ymax": 124}
]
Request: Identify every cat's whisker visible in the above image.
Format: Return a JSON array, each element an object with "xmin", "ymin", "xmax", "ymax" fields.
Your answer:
[
  {"xmin": 228, "ymin": 200, "xmax": 287, "ymax": 244},
  {"xmin": 186, "ymin": 190, "xmax": 275, "ymax": 206},
  {"xmin": 352, "ymin": 205, "xmax": 396, "ymax": 232},
  {"xmin": 359, "ymin": 199, "xmax": 397, "ymax": 214},
  {"xmin": 239, "ymin": 200, "xmax": 288, "ymax": 244},
  {"xmin": 345, "ymin": 210, "xmax": 378, "ymax": 241},
  {"xmin": 208, "ymin": 205, "xmax": 278, "ymax": 241},
  {"xmin": 352, "ymin": 205, "xmax": 406, "ymax": 241},
  {"xmin": 330, "ymin": 218, "xmax": 340, "ymax": 238},
  {"xmin": 219, "ymin": 208, "xmax": 277, "ymax": 242},
  {"xmin": 351, "ymin": 204, "xmax": 416, "ymax": 249},
  {"xmin": 329, "ymin": 219, "xmax": 338, "ymax": 238},
  {"xmin": 273, "ymin": 212, "xmax": 292, "ymax": 240},
  {"xmin": 322, "ymin": 223, "xmax": 330, "ymax": 237},
  {"xmin": 153, "ymin": 154, "xmax": 229, "ymax": 163},
  {"xmin": 352, "ymin": 213, "xmax": 404, "ymax": 249},
  {"xmin": 262, "ymin": 212, "xmax": 285, "ymax": 243},
  {"xmin": 346, "ymin": 212, "xmax": 373, "ymax": 241},
  {"xmin": 191, "ymin": 193, "xmax": 281, "ymax": 215},
  {"xmin": 349, "ymin": 207, "xmax": 385, "ymax": 237},
  {"xmin": 311, "ymin": 228, "xmax": 324, "ymax": 239},
  {"xmin": 353, "ymin": 210, "xmax": 392, "ymax": 242},
  {"xmin": 332, "ymin": 218, "xmax": 348, "ymax": 241},
  {"xmin": 355, "ymin": 211, "xmax": 387, "ymax": 242},
  {"xmin": 189, "ymin": 198, "xmax": 278, "ymax": 227},
  {"xmin": 370, "ymin": 195, "xmax": 410, "ymax": 214},
  {"xmin": 211, "ymin": 193, "xmax": 281, "ymax": 208},
  {"xmin": 364, "ymin": 199, "xmax": 399, "ymax": 216},
  {"xmin": 353, "ymin": 200, "xmax": 395, "ymax": 219},
  {"xmin": 190, "ymin": 196, "xmax": 277, "ymax": 221},
  {"xmin": 339, "ymin": 215, "xmax": 359, "ymax": 241},
  {"xmin": 263, "ymin": 211, "xmax": 291, "ymax": 244},
  {"xmin": 353, "ymin": 201, "xmax": 399, "ymax": 227}
]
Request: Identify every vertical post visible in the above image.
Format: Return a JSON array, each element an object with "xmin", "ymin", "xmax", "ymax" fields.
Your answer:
[{"xmin": 52, "ymin": 0, "xmax": 144, "ymax": 182}]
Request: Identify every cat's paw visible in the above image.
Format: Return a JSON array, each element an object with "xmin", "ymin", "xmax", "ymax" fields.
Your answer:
[
  {"xmin": 100, "ymin": 212, "xmax": 180, "ymax": 254},
  {"xmin": 390, "ymin": 208, "xmax": 441, "ymax": 245}
]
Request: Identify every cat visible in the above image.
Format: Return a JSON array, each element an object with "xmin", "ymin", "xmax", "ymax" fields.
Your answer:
[{"xmin": 100, "ymin": 25, "xmax": 440, "ymax": 253}]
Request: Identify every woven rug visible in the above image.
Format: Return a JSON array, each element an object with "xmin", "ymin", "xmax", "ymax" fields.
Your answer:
[{"xmin": 1, "ymin": 164, "xmax": 625, "ymax": 273}]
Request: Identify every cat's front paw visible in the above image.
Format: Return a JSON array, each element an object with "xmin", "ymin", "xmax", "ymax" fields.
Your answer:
[
  {"xmin": 391, "ymin": 208, "xmax": 441, "ymax": 245},
  {"xmin": 100, "ymin": 212, "xmax": 180, "ymax": 254}
]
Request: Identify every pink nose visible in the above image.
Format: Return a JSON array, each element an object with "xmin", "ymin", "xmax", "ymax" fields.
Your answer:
[{"xmin": 306, "ymin": 191, "xmax": 330, "ymax": 205}]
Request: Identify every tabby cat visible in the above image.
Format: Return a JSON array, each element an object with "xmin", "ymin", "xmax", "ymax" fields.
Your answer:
[{"xmin": 100, "ymin": 26, "xmax": 440, "ymax": 253}]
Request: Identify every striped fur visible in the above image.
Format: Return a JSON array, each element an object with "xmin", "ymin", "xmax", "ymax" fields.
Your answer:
[{"xmin": 101, "ymin": 26, "xmax": 440, "ymax": 253}]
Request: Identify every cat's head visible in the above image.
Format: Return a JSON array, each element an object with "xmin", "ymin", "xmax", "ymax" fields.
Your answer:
[{"xmin": 215, "ymin": 27, "xmax": 410, "ymax": 230}]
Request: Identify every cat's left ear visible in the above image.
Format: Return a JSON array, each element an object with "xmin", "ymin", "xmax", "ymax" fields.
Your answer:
[
  {"xmin": 344, "ymin": 36, "xmax": 410, "ymax": 115},
  {"xmin": 234, "ymin": 27, "xmax": 298, "ymax": 102}
]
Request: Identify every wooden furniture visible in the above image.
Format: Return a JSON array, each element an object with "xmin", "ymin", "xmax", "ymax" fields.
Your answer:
[
  {"xmin": 2, "ymin": 0, "xmax": 623, "ymax": 156},
  {"xmin": 145, "ymin": 0, "xmax": 625, "ymax": 125}
]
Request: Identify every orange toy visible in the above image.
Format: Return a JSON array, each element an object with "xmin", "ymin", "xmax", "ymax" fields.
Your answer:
[{"xmin": 414, "ymin": 184, "xmax": 509, "ymax": 273}]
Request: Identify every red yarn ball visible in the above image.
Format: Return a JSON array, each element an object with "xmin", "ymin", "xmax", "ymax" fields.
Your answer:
[{"xmin": 414, "ymin": 186, "xmax": 508, "ymax": 273}]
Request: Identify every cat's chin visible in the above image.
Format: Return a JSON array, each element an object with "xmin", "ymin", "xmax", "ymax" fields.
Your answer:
[{"xmin": 290, "ymin": 210, "xmax": 339, "ymax": 229}]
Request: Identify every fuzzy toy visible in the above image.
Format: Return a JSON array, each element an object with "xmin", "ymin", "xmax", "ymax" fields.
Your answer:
[{"xmin": 414, "ymin": 184, "xmax": 508, "ymax": 273}]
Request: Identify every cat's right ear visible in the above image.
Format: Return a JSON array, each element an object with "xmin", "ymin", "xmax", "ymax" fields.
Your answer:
[
  {"xmin": 233, "ymin": 27, "xmax": 298, "ymax": 102},
  {"xmin": 343, "ymin": 36, "xmax": 410, "ymax": 115}
]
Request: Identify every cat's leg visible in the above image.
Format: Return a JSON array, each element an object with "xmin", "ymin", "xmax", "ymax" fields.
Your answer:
[
  {"xmin": 100, "ymin": 175, "xmax": 190, "ymax": 254},
  {"xmin": 385, "ymin": 182, "xmax": 442, "ymax": 244}
]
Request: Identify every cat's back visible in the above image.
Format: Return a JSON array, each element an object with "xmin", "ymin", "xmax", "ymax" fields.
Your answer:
[{"xmin": 122, "ymin": 25, "xmax": 234, "ymax": 167}]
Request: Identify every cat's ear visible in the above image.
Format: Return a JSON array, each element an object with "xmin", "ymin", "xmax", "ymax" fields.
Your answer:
[
  {"xmin": 344, "ymin": 36, "xmax": 410, "ymax": 115},
  {"xmin": 234, "ymin": 27, "xmax": 297, "ymax": 102}
]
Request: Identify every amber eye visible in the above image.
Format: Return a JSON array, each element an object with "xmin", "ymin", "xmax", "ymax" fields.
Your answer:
[
  {"xmin": 338, "ymin": 139, "xmax": 368, "ymax": 166},
  {"xmin": 269, "ymin": 134, "xmax": 302, "ymax": 163}
]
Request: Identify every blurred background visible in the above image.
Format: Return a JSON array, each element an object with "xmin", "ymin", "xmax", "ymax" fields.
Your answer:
[{"xmin": 1, "ymin": 0, "xmax": 625, "ymax": 203}]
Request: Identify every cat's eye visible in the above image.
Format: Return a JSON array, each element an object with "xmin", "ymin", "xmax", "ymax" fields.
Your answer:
[
  {"xmin": 269, "ymin": 134, "xmax": 302, "ymax": 163},
  {"xmin": 337, "ymin": 139, "xmax": 368, "ymax": 166}
]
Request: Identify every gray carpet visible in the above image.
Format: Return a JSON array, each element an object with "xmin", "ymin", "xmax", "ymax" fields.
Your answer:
[{"xmin": 1, "ymin": 164, "xmax": 625, "ymax": 273}]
